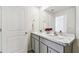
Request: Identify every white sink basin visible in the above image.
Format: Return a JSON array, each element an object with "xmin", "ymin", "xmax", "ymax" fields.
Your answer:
[
  {"xmin": 46, "ymin": 33, "xmax": 75, "ymax": 43},
  {"xmin": 47, "ymin": 33, "xmax": 74, "ymax": 38}
]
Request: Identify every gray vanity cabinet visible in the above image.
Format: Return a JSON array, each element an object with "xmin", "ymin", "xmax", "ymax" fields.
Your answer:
[
  {"xmin": 31, "ymin": 33, "xmax": 72, "ymax": 53},
  {"xmin": 40, "ymin": 42, "xmax": 47, "ymax": 53}
]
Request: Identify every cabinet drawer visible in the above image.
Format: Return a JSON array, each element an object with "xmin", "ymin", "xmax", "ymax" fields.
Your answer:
[
  {"xmin": 32, "ymin": 34, "xmax": 39, "ymax": 40},
  {"xmin": 40, "ymin": 37, "xmax": 64, "ymax": 53}
]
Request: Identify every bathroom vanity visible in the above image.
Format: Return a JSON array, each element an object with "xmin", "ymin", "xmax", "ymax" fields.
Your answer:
[{"xmin": 31, "ymin": 32, "xmax": 75, "ymax": 53}]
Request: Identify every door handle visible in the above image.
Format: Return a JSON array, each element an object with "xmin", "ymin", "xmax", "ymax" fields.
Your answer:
[
  {"xmin": 25, "ymin": 32, "xmax": 27, "ymax": 34},
  {"xmin": 0, "ymin": 28, "xmax": 2, "ymax": 32}
]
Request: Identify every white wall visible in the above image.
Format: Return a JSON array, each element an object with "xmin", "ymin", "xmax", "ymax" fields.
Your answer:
[
  {"xmin": 0, "ymin": 7, "xmax": 2, "ymax": 52},
  {"xmin": 24, "ymin": 7, "xmax": 40, "ymax": 51},
  {"xmin": 53, "ymin": 7, "xmax": 76, "ymax": 34},
  {"xmin": 73, "ymin": 6, "xmax": 79, "ymax": 53}
]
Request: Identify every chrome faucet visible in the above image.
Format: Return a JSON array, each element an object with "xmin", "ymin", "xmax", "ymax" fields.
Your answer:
[{"xmin": 54, "ymin": 31, "xmax": 58, "ymax": 36}]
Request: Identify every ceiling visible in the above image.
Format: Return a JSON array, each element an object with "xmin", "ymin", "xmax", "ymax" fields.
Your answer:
[{"xmin": 43, "ymin": 6, "xmax": 75, "ymax": 13}]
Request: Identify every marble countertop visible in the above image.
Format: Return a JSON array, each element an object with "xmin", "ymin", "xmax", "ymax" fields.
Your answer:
[{"xmin": 32, "ymin": 32, "xmax": 75, "ymax": 46}]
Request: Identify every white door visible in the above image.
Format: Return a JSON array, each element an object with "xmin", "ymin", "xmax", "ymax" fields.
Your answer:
[
  {"xmin": 2, "ymin": 7, "xmax": 28, "ymax": 53},
  {"xmin": 0, "ymin": 7, "xmax": 2, "ymax": 52}
]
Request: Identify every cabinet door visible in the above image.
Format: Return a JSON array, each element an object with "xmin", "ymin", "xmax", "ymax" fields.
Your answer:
[
  {"xmin": 32, "ymin": 38, "xmax": 35, "ymax": 51},
  {"xmin": 40, "ymin": 42, "xmax": 47, "ymax": 53},
  {"xmin": 35, "ymin": 39, "xmax": 39, "ymax": 53},
  {"xmin": 40, "ymin": 37, "xmax": 63, "ymax": 53},
  {"xmin": 48, "ymin": 47, "xmax": 58, "ymax": 53}
]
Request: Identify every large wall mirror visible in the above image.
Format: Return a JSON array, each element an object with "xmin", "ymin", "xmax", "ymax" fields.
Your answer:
[{"xmin": 42, "ymin": 6, "xmax": 76, "ymax": 34}]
